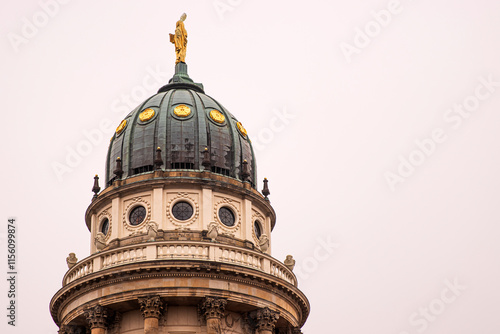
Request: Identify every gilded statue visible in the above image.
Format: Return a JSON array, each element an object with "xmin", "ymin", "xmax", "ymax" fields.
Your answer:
[{"xmin": 170, "ymin": 13, "xmax": 188, "ymax": 64}]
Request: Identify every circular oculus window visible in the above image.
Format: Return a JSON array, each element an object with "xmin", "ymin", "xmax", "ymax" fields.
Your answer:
[
  {"xmin": 129, "ymin": 206, "xmax": 146, "ymax": 226},
  {"xmin": 101, "ymin": 218, "xmax": 110, "ymax": 236},
  {"xmin": 218, "ymin": 207, "xmax": 235, "ymax": 227},
  {"xmin": 172, "ymin": 201, "xmax": 194, "ymax": 221},
  {"xmin": 254, "ymin": 220, "xmax": 262, "ymax": 239}
]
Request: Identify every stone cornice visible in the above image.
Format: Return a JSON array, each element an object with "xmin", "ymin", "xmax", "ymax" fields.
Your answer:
[{"xmin": 50, "ymin": 260, "xmax": 309, "ymax": 329}]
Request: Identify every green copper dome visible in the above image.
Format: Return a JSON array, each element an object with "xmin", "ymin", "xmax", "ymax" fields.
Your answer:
[{"xmin": 105, "ymin": 63, "xmax": 256, "ymax": 188}]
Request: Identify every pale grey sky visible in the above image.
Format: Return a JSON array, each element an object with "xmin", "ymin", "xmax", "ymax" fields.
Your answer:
[{"xmin": 2, "ymin": 1, "xmax": 500, "ymax": 333}]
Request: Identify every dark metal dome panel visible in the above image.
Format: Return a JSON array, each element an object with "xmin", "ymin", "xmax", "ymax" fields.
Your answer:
[
  {"xmin": 105, "ymin": 88, "xmax": 257, "ymax": 187},
  {"xmin": 170, "ymin": 115, "xmax": 197, "ymax": 167},
  {"xmin": 130, "ymin": 113, "xmax": 156, "ymax": 171}
]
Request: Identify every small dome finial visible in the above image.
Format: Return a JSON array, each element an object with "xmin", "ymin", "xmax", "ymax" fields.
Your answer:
[
  {"xmin": 241, "ymin": 160, "xmax": 250, "ymax": 182},
  {"xmin": 262, "ymin": 178, "xmax": 270, "ymax": 200},
  {"xmin": 92, "ymin": 175, "xmax": 100, "ymax": 199},
  {"xmin": 154, "ymin": 147, "xmax": 163, "ymax": 170},
  {"xmin": 202, "ymin": 147, "xmax": 211, "ymax": 171},
  {"xmin": 113, "ymin": 157, "xmax": 124, "ymax": 179}
]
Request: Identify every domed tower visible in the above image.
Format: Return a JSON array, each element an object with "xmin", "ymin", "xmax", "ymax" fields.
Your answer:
[{"xmin": 50, "ymin": 15, "xmax": 309, "ymax": 334}]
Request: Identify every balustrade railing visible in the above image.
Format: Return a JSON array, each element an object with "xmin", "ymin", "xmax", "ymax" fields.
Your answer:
[{"xmin": 64, "ymin": 241, "xmax": 296, "ymax": 286}]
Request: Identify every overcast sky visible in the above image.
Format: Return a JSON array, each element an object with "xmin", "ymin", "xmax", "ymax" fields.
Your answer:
[{"xmin": 2, "ymin": 0, "xmax": 500, "ymax": 333}]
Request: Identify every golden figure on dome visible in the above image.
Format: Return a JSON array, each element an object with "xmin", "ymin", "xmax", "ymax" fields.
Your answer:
[{"xmin": 170, "ymin": 13, "xmax": 188, "ymax": 64}]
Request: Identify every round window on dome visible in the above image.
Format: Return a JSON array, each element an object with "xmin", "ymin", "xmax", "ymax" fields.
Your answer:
[
  {"xmin": 100, "ymin": 218, "xmax": 109, "ymax": 236},
  {"xmin": 129, "ymin": 206, "xmax": 146, "ymax": 226},
  {"xmin": 172, "ymin": 201, "xmax": 194, "ymax": 221},
  {"xmin": 254, "ymin": 220, "xmax": 262, "ymax": 239},
  {"xmin": 218, "ymin": 207, "xmax": 235, "ymax": 227}
]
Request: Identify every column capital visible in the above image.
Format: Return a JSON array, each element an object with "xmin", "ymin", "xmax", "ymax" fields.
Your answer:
[
  {"xmin": 255, "ymin": 307, "xmax": 279, "ymax": 332},
  {"xmin": 84, "ymin": 304, "xmax": 113, "ymax": 330},
  {"xmin": 138, "ymin": 295, "xmax": 164, "ymax": 319},
  {"xmin": 198, "ymin": 296, "xmax": 227, "ymax": 320}
]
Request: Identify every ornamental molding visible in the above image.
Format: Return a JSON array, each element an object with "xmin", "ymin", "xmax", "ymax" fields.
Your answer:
[
  {"xmin": 52, "ymin": 269, "xmax": 307, "ymax": 329},
  {"xmin": 122, "ymin": 197, "xmax": 151, "ymax": 235},
  {"xmin": 98, "ymin": 208, "xmax": 112, "ymax": 242},
  {"xmin": 138, "ymin": 295, "xmax": 164, "ymax": 319},
  {"xmin": 213, "ymin": 197, "xmax": 241, "ymax": 236},
  {"xmin": 166, "ymin": 192, "xmax": 199, "ymax": 228}
]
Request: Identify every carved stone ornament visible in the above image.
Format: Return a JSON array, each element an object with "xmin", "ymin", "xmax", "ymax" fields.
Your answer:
[
  {"xmin": 95, "ymin": 232, "xmax": 107, "ymax": 251},
  {"xmin": 292, "ymin": 327, "xmax": 303, "ymax": 334},
  {"xmin": 207, "ymin": 222, "xmax": 219, "ymax": 242},
  {"xmin": 138, "ymin": 295, "xmax": 164, "ymax": 319},
  {"xmin": 84, "ymin": 304, "xmax": 113, "ymax": 329},
  {"xmin": 259, "ymin": 234, "xmax": 269, "ymax": 253},
  {"xmin": 198, "ymin": 297, "xmax": 227, "ymax": 320},
  {"xmin": 146, "ymin": 220, "xmax": 159, "ymax": 241},
  {"xmin": 255, "ymin": 307, "xmax": 279, "ymax": 332},
  {"xmin": 66, "ymin": 253, "xmax": 78, "ymax": 269},
  {"xmin": 284, "ymin": 255, "xmax": 296, "ymax": 271},
  {"xmin": 122, "ymin": 197, "xmax": 152, "ymax": 234}
]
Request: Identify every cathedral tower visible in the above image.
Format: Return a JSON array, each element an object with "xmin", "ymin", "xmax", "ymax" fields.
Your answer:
[{"xmin": 50, "ymin": 15, "xmax": 309, "ymax": 334}]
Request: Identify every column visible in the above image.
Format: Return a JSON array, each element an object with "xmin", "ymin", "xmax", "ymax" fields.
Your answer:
[
  {"xmin": 84, "ymin": 305, "xmax": 113, "ymax": 334},
  {"xmin": 255, "ymin": 307, "xmax": 279, "ymax": 334},
  {"xmin": 138, "ymin": 295, "xmax": 164, "ymax": 334},
  {"xmin": 198, "ymin": 297, "xmax": 227, "ymax": 334}
]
